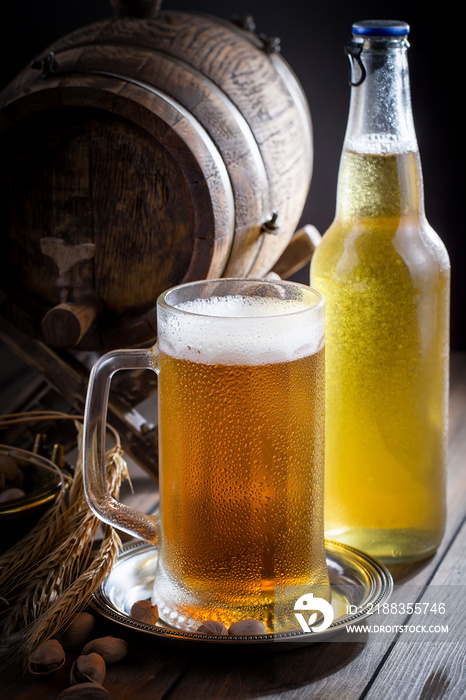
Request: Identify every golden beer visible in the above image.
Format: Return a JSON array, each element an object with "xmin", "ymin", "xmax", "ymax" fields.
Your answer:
[
  {"xmin": 311, "ymin": 150, "xmax": 450, "ymax": 562},
  {"xmin": 154, "ymin": 291, "xmax": 328, "ymax": 631},
  {"xmin": 82, "ymin": 280, "xmax": 328, "ymax": 634}
]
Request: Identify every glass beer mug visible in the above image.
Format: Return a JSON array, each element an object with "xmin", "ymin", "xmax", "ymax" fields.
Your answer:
[{"xmin": 83, "ymin": 278, "xmax": 328, "ymax": 633}]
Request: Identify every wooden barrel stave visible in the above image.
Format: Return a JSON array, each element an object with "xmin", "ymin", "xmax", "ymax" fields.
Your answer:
[
  {"xmin": 47, "ymin": 12, "xmax": 312, "ymax": 270},
  {"xmin": 65, "ymin": 42, "xmax": 271, "ymax": 276},
  {"xmin": 0, "ymin": 10, "xmax": 313, "ymax": 351},
  {"xmin": 2, "ymin": 85, "xmax": 236, "ymax": 348}
]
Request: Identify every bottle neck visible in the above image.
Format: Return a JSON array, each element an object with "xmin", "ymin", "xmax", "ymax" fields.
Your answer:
[
  {"xmin": 337, "ymin": 35, "xmax": 425, "ymax": 221},
  {"xmin": 345, "ymin": 35, "xmax": 417, "ymax": 153}
]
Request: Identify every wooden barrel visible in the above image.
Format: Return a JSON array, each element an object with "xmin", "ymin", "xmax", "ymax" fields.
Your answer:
[{"xmin": 0, "ymin": 1, "xmax": 313, "ymax": 351}]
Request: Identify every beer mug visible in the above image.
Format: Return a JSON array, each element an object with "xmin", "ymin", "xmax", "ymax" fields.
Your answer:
[{"xmin": 83, "ymin": 278, "xmax": 328, "ymax": 633}]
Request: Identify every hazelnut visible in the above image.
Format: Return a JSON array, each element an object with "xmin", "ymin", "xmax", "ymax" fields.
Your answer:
[
  {"xmin": 58, "ymin": 612, "xmax": 95, "ymax": 649},
  {"xmin": 228, "ymin": 619, "xmax": 268, "ymax": 636},
  {"xmin": 0, "ymin": 487, "xmax": 25, "ymax": 503},
  {"xmin": 57, "ymin": 683, "xmax": 109, "ymax": 699},
  {"xmin": 197, "ymin": 620, "xmax": 228, "ymax": 636},
  {"xmin": 130, "ymin": 599, "xmax": 159, "ymax": 625},
  {"xmin": 82, "ymin": 636, "xmax": 128, "ymax": 665},
  {"xmin": 28, "ymin": 639, "xmax": 66, "ymax": 675},
  {"xmin": 70, "ymin": 653, "xmax": 106, "ymax": 685}
]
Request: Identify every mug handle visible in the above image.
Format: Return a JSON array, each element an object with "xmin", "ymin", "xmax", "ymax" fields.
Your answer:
[{"xmin": 83, "ymin": 348, "xmax": 159, "ymax": 544}]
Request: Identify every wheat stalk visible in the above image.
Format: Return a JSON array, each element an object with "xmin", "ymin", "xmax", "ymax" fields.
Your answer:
[
  {"xmin": 23, "ymin": 524, "xmax": 123, "ymax": 660},
  {"xmin": 0, "ymin": 413, "xmax": 122, "ymax": 594},
  {"xmin": 0, "ymin": 415, "xmax": 129, "ymax": 669},
  {"xmin": 0, "ymin": 495, "xmax": 67, "ymax": 597}
]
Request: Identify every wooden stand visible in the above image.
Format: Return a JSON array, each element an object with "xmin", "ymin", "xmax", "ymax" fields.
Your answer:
[
  {"xmin": 0, "ymin": 315, "xmax": 159, "ymax": 474},
  {"xmin": 0, "ymin": 227, "xmax": 320, "ymax": 478}
]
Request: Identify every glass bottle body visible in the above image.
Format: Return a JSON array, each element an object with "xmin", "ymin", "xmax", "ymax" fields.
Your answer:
[{"xmin": 311, "ymin": 25, "xmax": 450, "ymax": 563}]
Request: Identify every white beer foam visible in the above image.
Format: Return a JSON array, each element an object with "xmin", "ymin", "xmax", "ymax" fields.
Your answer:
[
  {"xmin": 158, "ymin": 295, "xmax": 324, "ymax": 365},
  {"xmin": 177, "ymin": 295, "xmax": 310, "ymax": 317},
  {"xmin": 345, "ymin": 136, "xmax": 417, "ymax": 156}
]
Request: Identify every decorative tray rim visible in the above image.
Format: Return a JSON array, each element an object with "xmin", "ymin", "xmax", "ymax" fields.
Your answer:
[{"xmin": 91, "ymin": 539, "xmax": 393, "ymax": 646}]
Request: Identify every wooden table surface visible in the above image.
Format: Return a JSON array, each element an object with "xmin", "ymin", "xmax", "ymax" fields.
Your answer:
[{"xmin": 2, "ymin": 351, "xmax": 466, "ymax": 699}]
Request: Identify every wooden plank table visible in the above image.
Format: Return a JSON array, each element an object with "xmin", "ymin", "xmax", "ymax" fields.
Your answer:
[{"xmin": 2, "ymin": 351, "xmax": 466, "ymax": 699}]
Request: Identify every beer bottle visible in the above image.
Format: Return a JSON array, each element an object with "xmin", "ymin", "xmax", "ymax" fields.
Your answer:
[{"xmin": 310, "ymin": 20, "xmax": 450, "ymax": 564}]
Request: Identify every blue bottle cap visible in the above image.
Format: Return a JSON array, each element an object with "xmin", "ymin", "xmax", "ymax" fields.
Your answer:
[{"xmin": 352, "ymin": 20, "xmax": 410, "ymax": 36}]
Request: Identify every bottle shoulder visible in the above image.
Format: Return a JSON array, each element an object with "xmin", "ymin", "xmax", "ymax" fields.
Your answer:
[{"xmin": 311, "ymin": 216, "xmax": 450, "ymax": 280}]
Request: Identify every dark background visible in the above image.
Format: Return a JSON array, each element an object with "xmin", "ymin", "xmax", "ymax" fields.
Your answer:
[{"xmin": 1, "ymin": 0, "xmax": 462, "ymax": 350}]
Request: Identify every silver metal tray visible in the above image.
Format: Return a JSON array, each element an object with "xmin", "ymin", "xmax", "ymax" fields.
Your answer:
[{"xmin": 91, "ymin": 539, "xmax": 392, "ymax": 649}]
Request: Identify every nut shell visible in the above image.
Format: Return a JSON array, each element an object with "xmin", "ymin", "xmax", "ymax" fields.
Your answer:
[
  {"xmin": 130, "ymin": 599, "xmax": 159, "ymax": 625},
  {"xmin": 57, "ymin": 683, "xmax": 109, "ymax": 699},
  {"xmin": 59, "ymin": 612, "xmax": 96, "ymax": 649},
  {"xmin": 0, "ymin": 487, "xmax": 25, "ymax": 503},
  {"xmin": 228, "ymin": 619, "xmax": 268, "ymax": 636},
  {"xmin": 82, "ymin": 636, "xmax": 128, "ymax": 665},
  {"xmin": 71, "ymin": 653, "xmax": 106, "ymax": 685},
  {"xmin": 28, "ymin": 639, "xmax": 66, "ymax": 675},
  {"xmin": 197, "ymin": 620, "xmax": 229, "ymax": 636}
]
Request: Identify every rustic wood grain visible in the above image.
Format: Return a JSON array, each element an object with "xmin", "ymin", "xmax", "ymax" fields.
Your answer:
[
  {"xmin": 130, "ymin": 354, "xmax": 465, "ymax": 700},
  {"xmin": 272, "ymin": 225, "xmax": 322, "ymax": 280},
  {"xmin": 41, "ymin": 303, "xmax": 98, "ymax": 348},
  {"xmin": 0, "ymin": 317, "xmax": 159, "ymax": 477},
  {"xmin": 0, "ymin": 85, "xmax": 234, "ymax": 350},
  {"xmin": 364, "ymin": 520, "xmax": 466, "ymax": 699},
  {"xmin": 0, "ymin": 10, "xmax": 312, "ymax": 353},
  {"xmin": 1, "ymin": 352, "xmax": 465, "ymax": 698}
]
